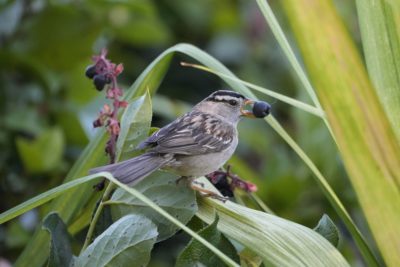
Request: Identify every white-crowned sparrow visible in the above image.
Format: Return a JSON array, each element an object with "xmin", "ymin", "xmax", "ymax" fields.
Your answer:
[{"xmin": 90, "ymin": 90, "xmax": 269, "ymax": 188}]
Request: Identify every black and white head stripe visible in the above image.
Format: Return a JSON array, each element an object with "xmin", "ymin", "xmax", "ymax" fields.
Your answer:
[{"xmin": 206, "ymin": 90, "xmax": 245, "ymax": 103}]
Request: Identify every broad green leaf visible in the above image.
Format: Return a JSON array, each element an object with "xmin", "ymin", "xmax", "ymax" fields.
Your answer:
[
  {"xmin": 42, "ymin": 213, "xmax": 73, "ymax": 267},
  {"xmin": 116, "ymin": 91, "xmax": 152, "ymax": 161},
  {"xmin": 313, "ymin": 214, "xmax": 339, "ymax": 247},
  {"xmin": 281, "ymin": 0, "xmax": 400, "ymax": 266},
  {"xmin": 356, "ymin": 0, "xmax": 400, "ymax": 143},
  {"xmin": 110, "ymin": 172, "xmax": 197, "ymax": 241},
  {"xmin": 75, "ymin": 214, "xmax": 158, "ymax": 267},
  {"xmin": 195, "ymin": 178, "xmax": 349, "ymax": 267},
  {"xmin": 176, "ymin": 215, "xmax": 239, "ymax": 267},
  {"xmin": 16, "ymin": 127, "xmax": 64, "ymax": 173}
]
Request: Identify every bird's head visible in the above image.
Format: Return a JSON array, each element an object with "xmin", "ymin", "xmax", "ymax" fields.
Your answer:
[{"xmin": 194, "ymin": 90, "xmax": 270, "ymax": 124}]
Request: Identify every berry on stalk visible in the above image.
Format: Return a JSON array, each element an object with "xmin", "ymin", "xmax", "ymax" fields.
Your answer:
[
  {"xmin": 85, "ymin": 65, "xmax": 97, "ymax": 79},
  {"xmin": 93, "ymin": 74, "xmax": 107, "ymax": 91}
]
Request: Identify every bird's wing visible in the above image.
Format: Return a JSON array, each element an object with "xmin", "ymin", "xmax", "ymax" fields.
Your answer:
[{"xmin": 137, "ymin": 111, "xmax": 235, "ymax": 155}]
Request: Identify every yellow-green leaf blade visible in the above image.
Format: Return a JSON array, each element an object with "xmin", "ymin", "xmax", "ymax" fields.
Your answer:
[
  {"xmin": 356, "ymin": 0, "xmax": 400, "ymax": 143},
  {"xmin": 282, "ymin": 0, "xmax": 400, "ymax": 266}
]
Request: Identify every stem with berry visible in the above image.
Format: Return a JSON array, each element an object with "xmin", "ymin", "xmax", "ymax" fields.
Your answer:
[{"xmin": 81, "ymin": 49, "xmax": 127, "ymax": 252}]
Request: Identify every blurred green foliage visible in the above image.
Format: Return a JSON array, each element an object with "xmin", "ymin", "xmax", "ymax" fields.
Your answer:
[{"xmin": 0, "ymin": 0, "xmax": 367, "ymax": 266}]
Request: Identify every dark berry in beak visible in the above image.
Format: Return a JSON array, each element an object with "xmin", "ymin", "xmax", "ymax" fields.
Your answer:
[
  {"xmin": 85, "ymin": 65, "xmax": 97, "ymax": 79},
  {"xmin": 252, "ymin": 101, "xmax": 271, "ymax": 118}
]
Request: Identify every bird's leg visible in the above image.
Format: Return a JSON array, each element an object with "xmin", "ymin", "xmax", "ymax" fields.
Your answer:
[
  {"xmin": 189, "ymin": 178, "xmax": 228, "ymax": 202},
  {"xmin": 191, "ymin": 180, "xmax": 205, "ymax": 188}
]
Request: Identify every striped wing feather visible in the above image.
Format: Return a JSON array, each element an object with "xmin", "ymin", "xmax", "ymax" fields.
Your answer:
[{"xmin": 137, "ymin": 111, "xmax": 234, "ymax": 155}]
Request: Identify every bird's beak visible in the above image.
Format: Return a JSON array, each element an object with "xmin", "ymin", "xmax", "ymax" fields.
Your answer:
[{"xmin": 240, "ymin": 99, "xmax": 256, "ymax": 118}]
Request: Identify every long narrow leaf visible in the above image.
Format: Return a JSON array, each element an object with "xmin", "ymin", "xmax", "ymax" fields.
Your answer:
[
  {"xmin": 255, "ymin": 0, "xmax": 321, "ymax": 110},
  {"xmin": 356, "ymin": 0, "xmax": 400, "ymax": 143},
  {"xmin": 282, "ymin": 0, "xmax": 400, "ymax": 266}
]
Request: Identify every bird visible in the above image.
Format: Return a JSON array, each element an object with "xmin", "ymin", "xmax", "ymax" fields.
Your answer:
[{"xmin": 90, "ymin": 90, "xmax": 269, "ymax": 197}]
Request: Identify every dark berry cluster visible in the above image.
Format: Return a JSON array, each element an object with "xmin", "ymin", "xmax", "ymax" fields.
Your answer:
[
  {"xmin": 85, "ymin": 49, "xmax": 124, "ymax": 92},
  {"xmin": 85, "ymin": 49, "xmax": 127, "ymax": 165},
  {"xmin": 206, "ymin": 165, "xmax": 257, "ymax": 197},
  {"xmin": 85, "ymin": 65, "xmax": 112, "ymax": 91}
]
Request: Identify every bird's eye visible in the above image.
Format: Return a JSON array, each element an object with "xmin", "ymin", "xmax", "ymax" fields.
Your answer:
[{"xmin": 228, "ymin": 99, "xmax": 238, "ymax": 106}]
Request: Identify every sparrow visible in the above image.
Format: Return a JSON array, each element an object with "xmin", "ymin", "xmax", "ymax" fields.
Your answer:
[{"xmin": 90, "ymin": 90, "xmax": 270, "ymax": 195}]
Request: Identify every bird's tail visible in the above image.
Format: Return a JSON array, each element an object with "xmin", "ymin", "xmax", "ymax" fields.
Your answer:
[{"xmin": 89, "ymin": 153, "xmax": 171, "ymax": 185}]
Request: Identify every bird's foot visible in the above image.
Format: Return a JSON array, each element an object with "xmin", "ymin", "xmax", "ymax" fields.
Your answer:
[
  {"xmin": 191, "ymin": 179, "xmax": 205, "ymax": 188},
  {"xmin": 190, "ymin": 183, "xmax": 228, "ymax": 203}
]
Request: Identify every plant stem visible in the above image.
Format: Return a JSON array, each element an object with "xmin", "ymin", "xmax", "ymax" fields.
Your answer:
[{"xmin": 81, "ymin": 182, "xmax": 116, "ymax": 252}]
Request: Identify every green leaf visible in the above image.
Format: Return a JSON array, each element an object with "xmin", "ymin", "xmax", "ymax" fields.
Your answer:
[
  {"xmin": 42, "ymin": 213, "xmax": 73, "ymax": 267},
  {"xmin": 255, "ymin": 0, "xmax": 321, "ymax": 111},
  {"xmin": 110, "ymin": 172, "xmax": 197, "ymax": 241},
  {"xmin": 176, "ymin": 215, "xmax": 239, "ymax": 267},
  {"xmin": 16, "ymin": 127, "xmax": 64, "ymax": 173},
  {"xmin": 196, "ymin": 178, "xmax": 349, "ymax": 267},
  {"xmin": 313, "ymin": 214, "xmax": 340, "ymax": 247},
  {"xmin": 75, "ymin": 214, "xmax": 158, "ymax": 267},
  {"xmin": 356, "ymin": 0, "xmax": 400, "ymax": 143},
  {"xmin": 116, "ymin": 91, "xmax": 152, "ymax": 161},
  {"xmin": 281, "ymin": 0, "xmax": 400, "ymax": 266}
]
